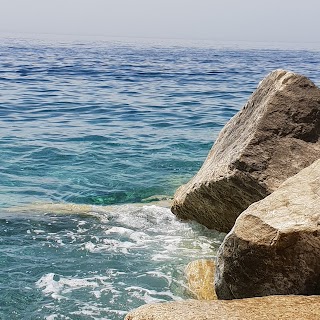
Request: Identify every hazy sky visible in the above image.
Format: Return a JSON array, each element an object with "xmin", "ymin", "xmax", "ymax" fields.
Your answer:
[{"xmin": 0, "ymin": 0, "xmax": 319, "ymax": 43}]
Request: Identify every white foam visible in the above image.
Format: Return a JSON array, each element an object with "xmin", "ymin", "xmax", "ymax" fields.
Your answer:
[
  {"xmin": 76, "ymin": 203, "xmax": 220, "ymax": 261},
  {"xmin": 36, "ymin": 273, "xmax": 64, "ymax": 300},
  {"xmin": 105, "ymin": 226, "xmax": 148, "ymax": 243},
  {"xmin": 30, "ymin": 201, "xmax": 223, "ymax": 318},
  {"xmin": 92, "ymin": 290, "xmax": 101, "ymax": 298},
  {"xmin": 36, "ymin": 273, "xmax": 119, "ymax": 301},
  {"xmin": 33, "ymin": 229, "xmax": 45, "ymax": 234},
  {"xmin": 146, "ymin": 270, "xmax": 172, "ymax": 285},
  {"xmin": 125, "ymin": 286, "xmax": 181, "ymax": 303}
]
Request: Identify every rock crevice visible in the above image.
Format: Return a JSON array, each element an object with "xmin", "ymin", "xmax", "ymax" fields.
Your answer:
[{"xmin": 215, "ymin": 159, "xmax": 320, "ymax": 299}]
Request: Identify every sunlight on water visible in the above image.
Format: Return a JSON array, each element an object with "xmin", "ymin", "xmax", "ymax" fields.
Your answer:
[{"xmin": 1, "ymin": 35, "xmax": 320, "ymax": 319}]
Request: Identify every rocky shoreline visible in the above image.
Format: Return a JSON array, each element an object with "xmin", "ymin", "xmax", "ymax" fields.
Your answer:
[
  {"xmin": 125, "ymin": 70, "xmax": 320, "ymax": 319},
  {"xmin": 125, "ymin": 296, "xmax": 320, "ymax": 320}
]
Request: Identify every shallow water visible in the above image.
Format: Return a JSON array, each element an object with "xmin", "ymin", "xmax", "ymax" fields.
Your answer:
[
  {"xmin": 1, "ymin": 35, "xmax": 320, "ymax": 319},
  {"xmin": 1, "ymin": 204, "xmax": 223, "ymax": 319}
]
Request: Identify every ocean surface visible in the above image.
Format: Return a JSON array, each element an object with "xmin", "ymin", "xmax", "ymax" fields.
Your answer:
[{"xmin": 1, "ymin": 34, "xmax": 320, "ymax": 319}]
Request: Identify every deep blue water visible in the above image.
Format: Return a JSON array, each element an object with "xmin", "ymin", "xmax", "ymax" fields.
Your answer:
[{"xmin": 1, "ymin": 35, "xmax": 320, "ymax": 319}]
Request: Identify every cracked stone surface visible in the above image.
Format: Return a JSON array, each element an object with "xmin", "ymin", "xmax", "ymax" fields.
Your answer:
[
  {"xmin": 171, "ymin": 69, "xmax": 320, "ymax": 232},
  {"xmin": 215, "ymin": 159, "xmax": 320, "ymax": 299},
  {"xmin": 124, "ymin": 296, "xmax": 320, "ymax": 320}
]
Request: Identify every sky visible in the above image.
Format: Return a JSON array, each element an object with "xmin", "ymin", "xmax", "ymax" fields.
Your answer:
[{"xmin": 0, "ymin": 0, "xmax": 319, "ymax": 43}]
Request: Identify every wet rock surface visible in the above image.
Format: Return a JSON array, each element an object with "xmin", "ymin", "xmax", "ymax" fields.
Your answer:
[{"xmin": 185, "ymin": 259, "xmax": 216, "ymax": 300}]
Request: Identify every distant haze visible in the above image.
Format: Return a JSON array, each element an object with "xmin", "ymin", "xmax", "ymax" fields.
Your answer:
[{"xmin": 0, "ymin": 0, "xmax": 319, "ymax": 43}]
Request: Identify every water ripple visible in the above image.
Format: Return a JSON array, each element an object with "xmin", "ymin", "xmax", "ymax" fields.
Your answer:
[{"xmin": 1, "ymin": 36, "xmax": 320, "ymax": 319}]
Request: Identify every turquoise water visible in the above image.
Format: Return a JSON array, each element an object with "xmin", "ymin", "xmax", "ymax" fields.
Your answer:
[{"xmin": 1, "ymin": 35, "xmax": 320, "ymax": 319}]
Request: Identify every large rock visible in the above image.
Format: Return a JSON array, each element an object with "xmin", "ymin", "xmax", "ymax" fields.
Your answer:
[
  {"xmin": 171, "ymin": 70, "xmax": 320, "ymax": 232},
  {"xmin": 215, "ymin": 159, "xmax": 320, "ymax": 299},
  {"xmin": 185, "ymin": 259, "xmax": 217, "ymax": 300},
  {"xmin": 124, "ymin": 296, "xmax": 320, "ymax": 320}
]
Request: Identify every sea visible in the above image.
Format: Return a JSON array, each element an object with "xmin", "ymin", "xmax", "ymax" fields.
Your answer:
[{"xmin": 1, "ymin": 33, "xmax": 320, "ymax": 320}]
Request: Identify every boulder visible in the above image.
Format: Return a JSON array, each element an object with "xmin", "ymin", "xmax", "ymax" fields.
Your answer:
[
  {"xmin": 215, "ymin": 159, "xmax": 320, "ymax": 299},
  {"xmin": 171, "ymin": 70, "xmax": 320, "ymax": 232},
  {"xmin": 185, "ymin": 259, "xmax": 217, "ymax": 300},
  {"xmin": 124, "ymin": 296, "xmax": 320, "ymax": 320}
]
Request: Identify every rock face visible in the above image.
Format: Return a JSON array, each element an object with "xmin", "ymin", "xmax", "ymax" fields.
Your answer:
[
  {"xmin": 185, "ymin": 259, "xmax": 217, "ymax": 300},
  {"xmin": 171, "ymin": 70, "xmax": 320, "ymax": 232},
  {"xmin": 124, "ymin": 296, "xmax": 320, "ymax": 320},
  {"xmin": 215, "ymin": 159, "xmax": 320, "ymax": 299}
]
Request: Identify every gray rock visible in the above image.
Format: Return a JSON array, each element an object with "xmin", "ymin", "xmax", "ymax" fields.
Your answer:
[
  {"xmin": 215, "ymin": 159, "xmax": 320, "ymax": 299},
  {"xmin": 125, "ymin": 296, "xmax": 320, "ymax": 320},
  {"xmin": 171, "ymin": 69, "xmax": 320, "ymax": 232}
]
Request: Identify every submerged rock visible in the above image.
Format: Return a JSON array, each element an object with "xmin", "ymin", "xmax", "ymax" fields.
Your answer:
[
  {"xmin": 171, "ymin": 70, "xmax": 320, "ymax": 232},
  {"xmin": 5, "ymin": 198, "xmax": 173, "ymax": 216},
  {"xmin": 185, "ymin": 259, "xmax": 216, "ymax": 300},
  {"xmin": 124, "ymin": 295, "xmax": 320, "ymax": 320},
  {"xmin": 215, "ymin": 159, "xmax": 320, "ymax": 299}
]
